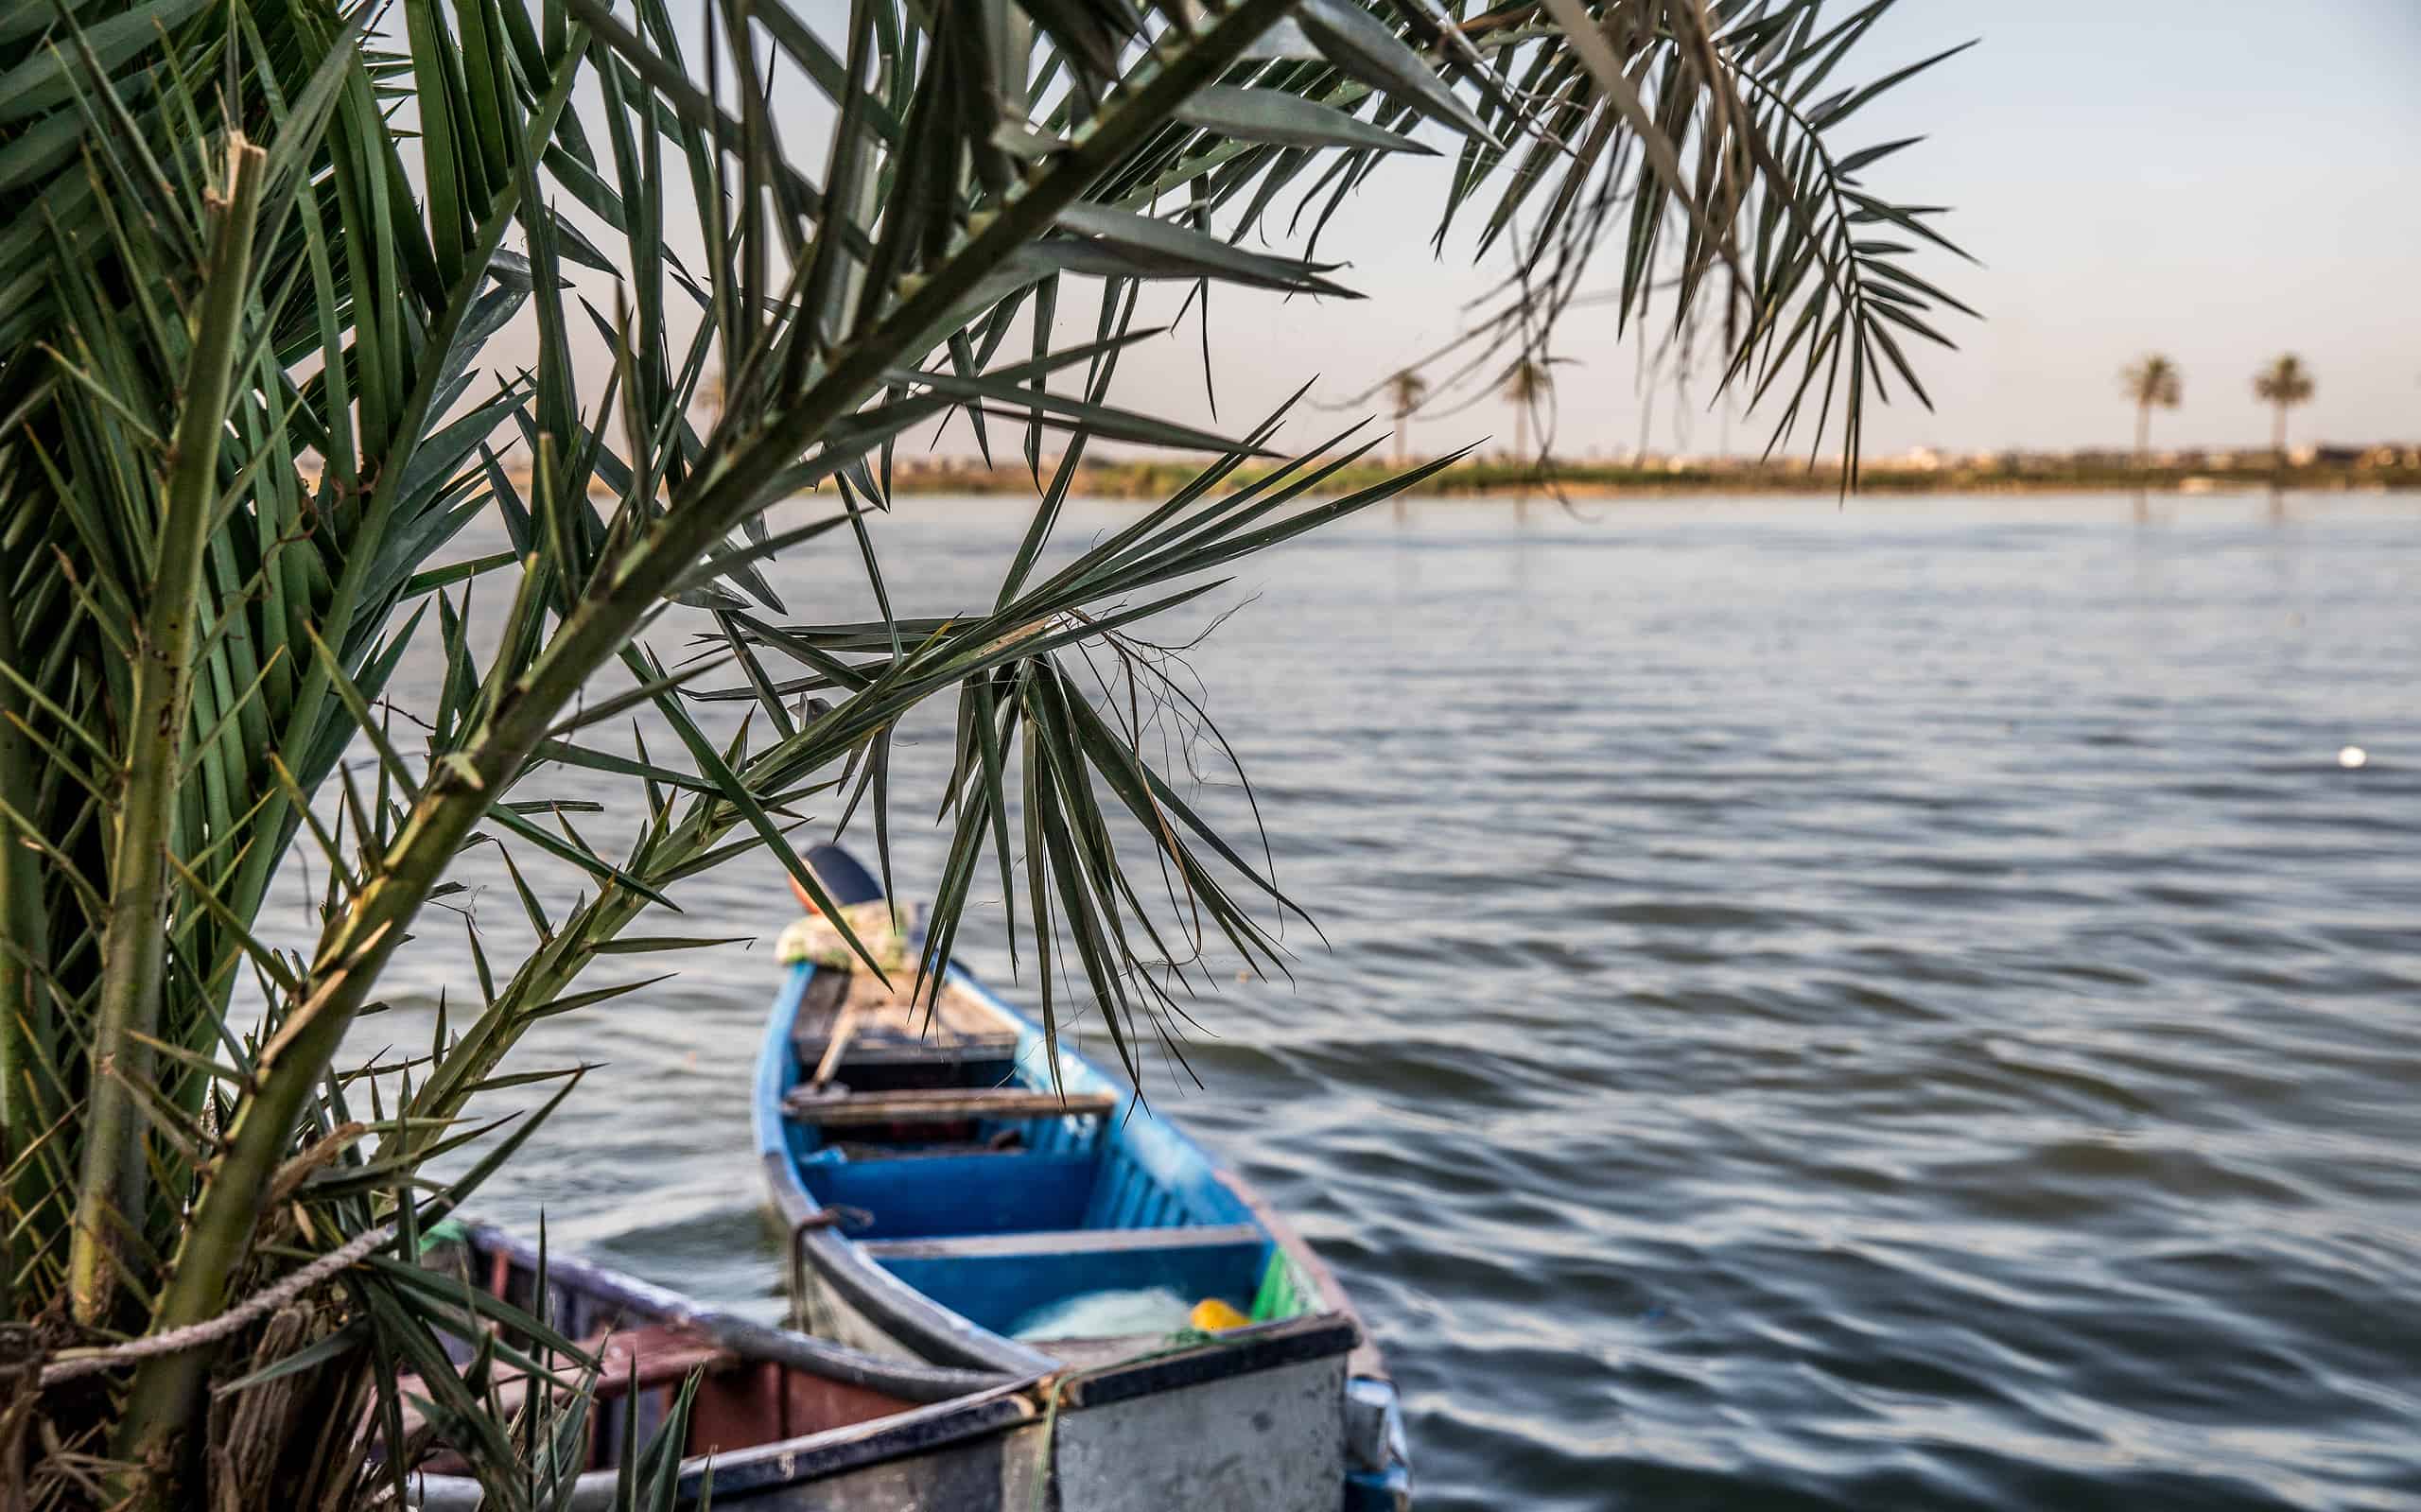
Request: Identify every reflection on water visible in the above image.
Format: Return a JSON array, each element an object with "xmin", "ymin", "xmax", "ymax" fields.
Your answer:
[{"xmin": 323, "ymin": 492, "xmax": 2421, "ymax": 1511}]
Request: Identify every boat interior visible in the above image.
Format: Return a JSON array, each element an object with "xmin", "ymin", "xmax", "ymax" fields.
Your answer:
[
  {"xmin": 413, "ymin": 1230, "xmax": 932, "ymax": 1474},
  {"xmin": 779, "ymin": 963, "xmax": 1317, "ymax": 1342}
]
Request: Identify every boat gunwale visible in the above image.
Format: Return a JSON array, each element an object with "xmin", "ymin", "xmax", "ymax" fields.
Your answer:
[
  {"xmin": 752, "ymin": 900, "xmax": 1412, "ymax": 1505},
  {"xmin": 456, "ymin": 1221, "xmax": 1018, "ymax": 1399},
  {"xmin": 753, "ymin": 963, "xmax": 1062, "ymax": 1377},
  {"xmin": 752, "ymin": 957, "xmax": 1392, "ymax": 1386},
  {"xmin": 406, "ymin": 1225, "xmax": 1039, "ymax": 1510}
]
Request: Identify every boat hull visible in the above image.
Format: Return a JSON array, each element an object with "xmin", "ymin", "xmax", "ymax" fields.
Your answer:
[
  {"xmin": 774, "ymin": 1184, "xmax": 1370, "ymax": 1510},
  {"xmin": 752, "ymin": 848, "xmax": 1413, "ymax": 1511},
  {"xmin": 406, "ymin": 1224, "xmax": 1037, "ymax": 1510},
  {"xmin": 409, "ymin": 1225, "xmax": 1372, "ymax": 1510}
]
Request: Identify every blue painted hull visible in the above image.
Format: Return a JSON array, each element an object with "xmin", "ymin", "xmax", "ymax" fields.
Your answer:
[{"xmin": 753, "ymin": 876, "xmax": 1411, "ymax": 1510}]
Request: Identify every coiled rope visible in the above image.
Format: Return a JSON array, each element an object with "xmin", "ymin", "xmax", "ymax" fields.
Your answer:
[{"xmin": 36, "ymin": 1225, "xmax": 394, "ymax": 1389}]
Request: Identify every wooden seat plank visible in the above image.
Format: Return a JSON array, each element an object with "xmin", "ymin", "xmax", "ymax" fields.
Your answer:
[
  {"xmin": 830, "ymin": 1140, "xmax": 1026, "ymax": 1161},
  {"xmin": 784, "ymin": 1086, "xmax": 1120, "ymax": 1125},
  {"xmin": 857, "ymin": 1224, "xmax": 1264, "ymax": 1261},
  {"xmin": 832, "ymin": 1032, "xmax": 1020, "ymax": 1066},
  {"xmin": 594, "ymin": 1325, "xmax": 741, "ymax": 1396},
  {"xmin": 394, "ymin": 1325, "xmax": 738, "ymax": 1442},
  {"xmin": 790, "ymin": 973, "xmax": 1024, "ymax": 1062}
]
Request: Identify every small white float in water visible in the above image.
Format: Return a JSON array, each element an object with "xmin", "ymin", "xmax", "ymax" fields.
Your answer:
[{"xmin": 2339, "ymin": 745, "xmax": 2369, "ymax": 770}]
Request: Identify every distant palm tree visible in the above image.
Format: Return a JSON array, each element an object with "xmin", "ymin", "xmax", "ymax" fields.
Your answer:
[
  {"xmin": 1386, "ymin": 369, "xmax": 1429, "ymax": 464},
  {"xmin": 1501, "ymin": 355, "xmax": 1554, "ymax": 466},
  {"xmin": 2120, "ymin": 355, "xmax": 2182, "ymax": 464},
  {"xmin": 2254, "ymin": 355, "xmax": 2316, "ymax": 462}
]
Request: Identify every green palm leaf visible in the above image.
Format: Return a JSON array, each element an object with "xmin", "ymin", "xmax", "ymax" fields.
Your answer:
[{"xmin": 0, "ymin": 0, "xmax": 1959, "ymax": 1504}]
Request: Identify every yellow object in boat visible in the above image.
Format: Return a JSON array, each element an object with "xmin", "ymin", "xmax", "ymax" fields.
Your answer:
[{"xmin": 1189, "ymin": 1297, "xmax": 1250, "ymax": 1331}]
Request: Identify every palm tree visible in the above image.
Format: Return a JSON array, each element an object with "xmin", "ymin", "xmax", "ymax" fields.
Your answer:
[
  {"xmin": 1386, "ymin": 369, "xmax": 1430, "ymax": 464},
  {"xmin": 2254, "ymin": 355, "xmax": 2317, "ymax": 462},
  {"xmin": 2121, "ymin": 355, "xmax": 2183, "ymax": 464},
  {"xmin": 1502, "ymin": 355, "xmax": 1556, "ymax": 467},
  {"xmin": 0, "ymin": 2, "xmax": 1968, "ymax": 1504}
]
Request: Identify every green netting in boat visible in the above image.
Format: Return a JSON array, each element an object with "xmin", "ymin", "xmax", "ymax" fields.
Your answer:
[{"xmin": 1249, "ymin": 1249, "xmax": 1314, "ymax": 1322}]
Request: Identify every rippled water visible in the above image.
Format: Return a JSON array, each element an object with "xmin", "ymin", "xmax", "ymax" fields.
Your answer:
[{"xmin": 343, "ymin": 492, "xmax": 2421, "ymax": 1511}]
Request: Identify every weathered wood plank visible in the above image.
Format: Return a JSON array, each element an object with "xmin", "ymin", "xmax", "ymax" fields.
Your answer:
[
  {"xmin": 397, "ymin": 1326, "xmax": 739, "ymax": 1443},
  {"xmin": 809, "ymin": 1004, "xmax": 862, "ymax": 1089},
  {"xmin": 595, "ymin": 1326, "xmax": 741, "ymax": 1397},
  {"xmin": 791, "ymin": 969, "xmax": 1025, "ymax": 1061},
  {"xmin": 830, "ymin": 1032, "xmax": 1021, "ymax": 1067},
  {"xmin": 858, "ymin": 1224, "xmax": 1265, "ymax": 1261},
  {"xmin": 785, "ymin": 1086, "xmax": 1120, "ymax": 1125},
  {"xmin": 832, "ymin": 1139, "xmax": 1026, "ymax": 1161}
]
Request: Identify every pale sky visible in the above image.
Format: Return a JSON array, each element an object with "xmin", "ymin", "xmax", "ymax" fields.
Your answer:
[
  {"xmin": 583, "ymin": 2, "xmax": 2421, "ymax": 463},
  {"xmin": 1087, "ymin": 0, "xmax": 2421, "ymax": 461}
]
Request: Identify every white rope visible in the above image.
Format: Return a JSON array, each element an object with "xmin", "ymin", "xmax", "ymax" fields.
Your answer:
[{"xmin": 38, "ymin": 1225, "xmax": 395, "ymax": 1388}]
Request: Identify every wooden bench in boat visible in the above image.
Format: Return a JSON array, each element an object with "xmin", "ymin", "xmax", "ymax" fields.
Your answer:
[
  {"xmin": 594, "ymin": 1326, "xmax": 743, "ymax": 1393},
  {"xmin": 830, "ymin": 1139, "xmax": 1026, "ymax": 1161},
  {"xmin": 856, "ymin": 1224, "xmax": 1263, "ymax": 1261},
  {"xmin": 397, "ymin": 1325, "xmax": 740, "ymax": 1442},
  {"xmin": 783, "ymin": 1086, "xmax": 1120, "ymax": 1126},
  {"xmin": 792, "ymin": 968, "xmax": 1022, "ymax": 1068},
  {"xmin": 821, "ymin": 1033, "xmax": 1019, "ymax": 1068}
]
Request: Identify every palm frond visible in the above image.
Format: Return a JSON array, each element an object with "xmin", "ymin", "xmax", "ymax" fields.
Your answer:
[{"xmin": 0, "ymin": 0, "xmax": 1957, "ymax": 1503}]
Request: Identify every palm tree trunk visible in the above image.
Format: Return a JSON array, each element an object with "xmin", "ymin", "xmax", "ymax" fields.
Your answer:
[
  {"xmin": 2273, "ymin": 402, "xmax": 2288, "ymax": 464},
  {"xmin": 67, "ymin": 137, "xmax": 269, "ymax": 1329},
  {"xmin": 116, "ymin": 0, "xmax": 1316, "ymax": 1481},
  {"xmin": 2134, "ymin": 402, "xmax": 2150, "ymax": 466},
  {"xmin": 0, "ymin": 603, "xmax": 53, "ymax": 1312}
]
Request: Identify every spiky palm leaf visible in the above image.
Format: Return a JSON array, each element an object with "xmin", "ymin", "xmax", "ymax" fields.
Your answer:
[
  {"xmin": 0, "ymin": 0, "xmax": 1959, "ymax": 1504},
  {"xmin": 1331, "ymin": 0, "xmax": 1977, "ymax": 488}
]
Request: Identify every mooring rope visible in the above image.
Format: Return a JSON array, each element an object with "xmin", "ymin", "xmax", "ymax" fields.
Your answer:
[{"xmin": 37, "ymin": 1225, "xmax": 395, "ymax": 1389}]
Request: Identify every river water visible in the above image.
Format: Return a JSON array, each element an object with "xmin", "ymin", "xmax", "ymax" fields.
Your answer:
[{"xmin": 351, "ymin": 491, "xmax": 2421, "ymax": 1511}]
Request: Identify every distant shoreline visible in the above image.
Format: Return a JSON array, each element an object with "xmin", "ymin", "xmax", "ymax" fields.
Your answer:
[
  {"xmin": 462, "ymin": 452, "xmax": 2421, "ymax": 502},
  {"xmin": 867, "ymin": 455, "xmax": 2421, "ymax": 500}
]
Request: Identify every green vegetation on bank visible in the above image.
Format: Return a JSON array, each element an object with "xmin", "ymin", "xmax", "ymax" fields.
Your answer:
[{"xmin": 857, "ymin": 448, "xmax": 2421, "ymax": 499}]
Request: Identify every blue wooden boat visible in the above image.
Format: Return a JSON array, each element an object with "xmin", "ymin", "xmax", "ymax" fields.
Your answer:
[{"xmin": 753, "ymin": 845, "xmax": 1412, "ymax": 1511}]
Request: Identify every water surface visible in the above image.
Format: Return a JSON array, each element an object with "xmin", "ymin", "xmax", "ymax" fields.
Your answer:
[{"xmin": 344, "ymin": 492, "xmax": 2421, "ymax": 1511}]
